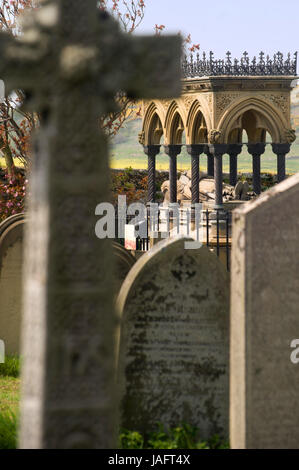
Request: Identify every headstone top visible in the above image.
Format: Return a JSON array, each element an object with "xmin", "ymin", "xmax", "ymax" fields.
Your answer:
[{"xmin": 117, "ymin": 236, "xmax": 229, "ymax": 438}]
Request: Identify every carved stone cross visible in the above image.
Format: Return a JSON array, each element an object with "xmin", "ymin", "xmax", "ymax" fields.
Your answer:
[{"xmin": 0, "ymin": 0, "xmax": 181, "ymax": 448}]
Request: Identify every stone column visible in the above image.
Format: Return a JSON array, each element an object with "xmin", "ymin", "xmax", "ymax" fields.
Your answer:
[
  {"xmin": 143, "ymin": 145, "xmax": 160, "ymax": 203},
  {"xmin": 272, "ymin": 143, "xmax": 291, "ymax": 183},
  {"xmin": 228, "ymin": 144, "xmax": 242, "ymax": 187},
  {"xmin": 208, "ymin": 144, "xmax": 228, "ymax": 208},
  {"xmin": 204, "ymin": 145, "xmax": 214, "ymax": 177},
  {"xmin": 186, "ymin": 144, "xmax": 205, "ymax": 204},
  {"xmin": 247, "ymin": 143, "xmax": 266, "ymax": 195},
  {"xmin": 164, "ymin": 145, "xmax": 182, "ymax": 203}
]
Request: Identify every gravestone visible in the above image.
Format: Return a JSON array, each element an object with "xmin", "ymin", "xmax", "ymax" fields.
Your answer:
[
  {"xmin": 0, "ymin": 0, "xmax": 181, "ymax": 448},
  {"xmin": 117, "ymin": 237, "xmax": 229, "ymax": 439},
  {"xmin": 0, "ymin": 233, "xmax": 132, "ymax": 356},
  {"xmin": 230, "ymin": 173, "xmax": 299, "ymax": 449},
  {"xmin": 0, "ymin": 214, "xmax": 25, "ymax": 355},
  {"xmin": 112, "ymin": 241, "xmax": 136, "ymax": 295}
]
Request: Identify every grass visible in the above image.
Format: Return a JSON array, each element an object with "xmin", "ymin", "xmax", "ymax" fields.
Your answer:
[
  {"xmin": 0, "ymin": 356, "xmax": 20, "ymax": 379},
  {"xmin": 0, "ymin": 411, "xmax": 18, "ymax": 449},
  {"xmin": 119, "ymin": 424, "xmax": 229, "ymax": 449},
  {"xmin": 0, "ymin": 376, "xmax": 20, "ymax": 415},
  {"xmin": 0, "ymin": 357, "xmax": 229, "ymax": 449},
  {"xmin": 0, "ymin": 356, "xmax": 20, "ymax": 449}
]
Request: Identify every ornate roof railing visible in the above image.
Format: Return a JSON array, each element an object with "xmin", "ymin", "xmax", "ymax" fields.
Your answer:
[{"xmin": 182, "ymin": 51, "xmax": 297, "ymax": 78}]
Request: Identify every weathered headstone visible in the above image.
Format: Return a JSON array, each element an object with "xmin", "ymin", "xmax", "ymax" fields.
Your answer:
[
  {"xmin": 117, "ymin": 237, "xmax": 229, "ymax": 439},
  {"xmin": 0, "ymin": 234, "xmax": 132, "ymax": 356},
  {"xmin": 0, "ymin": 0, "xmax": 181, "ymax": 448},
  {"xmin": 112, "ymin": 241, "xmax": 136, "ymax": 295},
  {"xmin": 230, "ymin": 173, "xmax": 299, "ymax": 449},
  {"xmin": 0, "ymin": 214, "xmax": 25, "ymax": 355}
]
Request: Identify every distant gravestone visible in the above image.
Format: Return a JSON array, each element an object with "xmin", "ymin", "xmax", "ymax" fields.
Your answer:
[
  {"xmin": 117, "ymin": 237, "xmax": 229, "ymax": 439},
  {"xmin": 230, "ymin": 173, "xmax": 299, "ymax": 449},
  {"xmin": 0, "ymin": 214, "xmax": 25, "ymax": 355},
  {"xmin": 112, "ymin": 242, "xmax": 136, "ymax": 294},
  {"xmin": 0, "ymin": 234, "xmax": 132, "ymax": 356}
]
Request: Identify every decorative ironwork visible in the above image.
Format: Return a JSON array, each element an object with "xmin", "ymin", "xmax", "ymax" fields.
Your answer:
[{"xmin": 182, "ymin": 51, "xmax": 297, "ymax": 78}]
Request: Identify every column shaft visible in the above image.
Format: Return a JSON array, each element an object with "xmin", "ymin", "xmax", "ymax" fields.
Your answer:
[
  {"xmin": 277, "ymin": 154, "xmax": 286, "ymax": 183},
  {"xmin": 164, "ymin": 145, "xmax": 181, "ymax": 204},
  {"xmin": 207, "ymin": 152, "xmax": 214, "ymax": 177},
  {"xmin": 209, "ymin": 144, "xmax": 228, "ymax": 209},
  {"xmin": 247, "ymin": 143, "xmax": 266, "ymax": 196},
  {"xmin": 272, "ymin": 144, "xmax": 290, "ymax": 184},
  {"xmin": 143, "ymin": 145, "xmax": 160, "ymax": 203},
  {"xmin": 187, "ymin": 145, "xmax": 204, "ymax": 205},
  {"xmin": 229, "ymin": 154, "xmax": 237, "ymax": 186},
  {"xmin": 214, "ymin": 154, "xmax": 223, "ymax": 207},
  {"xmin": 169, "ymin": 154, "xmax": 177, "ymax": 203},
  {"xmin": 191, "ymin": 154, "xmax": 199, "ymax": 204},
  {"xmin": 252, "ymin": 154, "xmax": 261, "ymax": 195}
]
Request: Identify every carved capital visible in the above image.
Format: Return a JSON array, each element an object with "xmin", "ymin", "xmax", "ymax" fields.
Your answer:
[
  {"xmin": 208, "ymin": 143, "xmax": 228, "ymax": 156},
  {"xmin": 143, "ymin": 145, "xmax": 161, "ymax": 157},
  {"xmin": 164, "ymin": 144, "xmax": 182, "ymax": 157},
  {"xmin": 208, "ymin": 129, "xmax": 222, "ymax": 144},
  {"xmin": 138, "ymin": 131, "xmax": 145, "ymax": 145},
  {"xmin": 247, "ymin": 143, "xmax": 266, "ymax": 156},
  {"xmin": 227, "ymin": 143, "xmax": 242, "ymax": 156},
  {"xmin": 186, "ymin": 144, "xmax": 205, "ymax": 156},
  {"xmin": 284, "ymin": 128, "xmax": 296, "ymax": 144},
  {"xmin": 271, "ymin": 143, "xmax": 291, "ymax": 156}
]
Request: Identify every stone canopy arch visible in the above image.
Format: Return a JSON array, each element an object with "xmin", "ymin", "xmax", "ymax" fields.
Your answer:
[
  {"xmin": 218, "ymin": 97, "xmax": 288, "ymax": 144},
  {"xmin": 186, "ymin": 100, "xmax": 210, "ymax": 144},
  {"xmin": 140, "ymin": 55, "xmax": 296, "ymax": 206},
  {"xmin": 142, "ymin": 102, "xmax": 165, "ymax": 145},
  {"xmin": 164, "ymin": 100, "xmax": 187, "ymax": 145}
]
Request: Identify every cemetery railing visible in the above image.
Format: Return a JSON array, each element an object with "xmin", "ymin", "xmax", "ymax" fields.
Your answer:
[{"xmin": 114, "ymin": 206, "xmax": 231, "ymax": 271}]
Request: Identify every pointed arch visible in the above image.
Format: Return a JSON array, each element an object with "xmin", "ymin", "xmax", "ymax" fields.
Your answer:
[
  {"xmin": 164, "ymin": 100, "xmax": 187, "ymax": 145},
  {"xmin": 218, "ymin": 97, "xmax": 287, "ymax": 143},
  {"xmin": 186, "ymin": 100, "xmax": 209, "ymax": 144},
  {"xmin": 142, "ymin": 102, "xmax": 165, "ymax": 145}
]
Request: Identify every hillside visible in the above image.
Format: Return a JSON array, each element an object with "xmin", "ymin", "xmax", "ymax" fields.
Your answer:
[{"xmin": 110, "ymin": 85, "xmax": 299, "ymax": 174}]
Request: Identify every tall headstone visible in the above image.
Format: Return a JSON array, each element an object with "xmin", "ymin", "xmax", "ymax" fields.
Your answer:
[
  {"xmin": 117, "ymin": 237, "xmax": 229, "ymax": 439},
  {"xmin": 230, "ymin": 173, "xmax": 299, "ymax": 449},
  {"xmin": 0, "ymin": 214, "xmax": 25, "ymax": 355},
  {"xmin": 0, "ymin": 0, "xmax": 181, "ymax": 448}
]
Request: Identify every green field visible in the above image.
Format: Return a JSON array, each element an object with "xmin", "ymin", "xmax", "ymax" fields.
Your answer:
[{"xmin": 110, "ymin": 118, "xmax": 299, "ymax": 174}]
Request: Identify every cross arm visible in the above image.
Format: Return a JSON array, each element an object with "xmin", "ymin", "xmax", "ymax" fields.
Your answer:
[{"xmin": 118, "ymin": 35, "xmax": 182, "ymax": 100}]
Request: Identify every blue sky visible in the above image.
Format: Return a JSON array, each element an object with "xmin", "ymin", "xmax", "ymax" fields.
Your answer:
[{"xmin": 136, "ymin": 0, "xmax": 298, "ymax": 62}]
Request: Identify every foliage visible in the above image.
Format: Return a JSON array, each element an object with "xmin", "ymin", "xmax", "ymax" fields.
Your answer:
[
  {"xmin": 0, "ymin": 0, "xmax": 146, "ymax": 173},
  {"xmin": 0, "ymin": 170, "xmax": 27, "ymax": 222},
  {"xmin": 119, "ymin": 424, "xmax": 229, "ymax": 449},
  {"xmin": 0, "ymin": 356, "xmax": 21, "ymax": 378},
  {"xmin": 0, "ymin": 1, "xmax": 37, "ymax": 174},
  {"xmin": 0, "ymin": 410, "xmax": 18, "ymax": 449},
  {"xmin": 111, "ymin": 167, "xmax": 148, "ymax": 205}
]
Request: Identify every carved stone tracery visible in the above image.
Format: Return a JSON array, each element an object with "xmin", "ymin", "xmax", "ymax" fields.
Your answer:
[{"xmin": 216, "ymin": 93, "xmax": 241, "ymax": 120}]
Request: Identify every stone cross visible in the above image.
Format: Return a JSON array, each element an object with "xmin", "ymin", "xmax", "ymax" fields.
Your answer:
[{"xmin": 0, "ymin": 0, "xmax": 181, "ymax": 448}]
